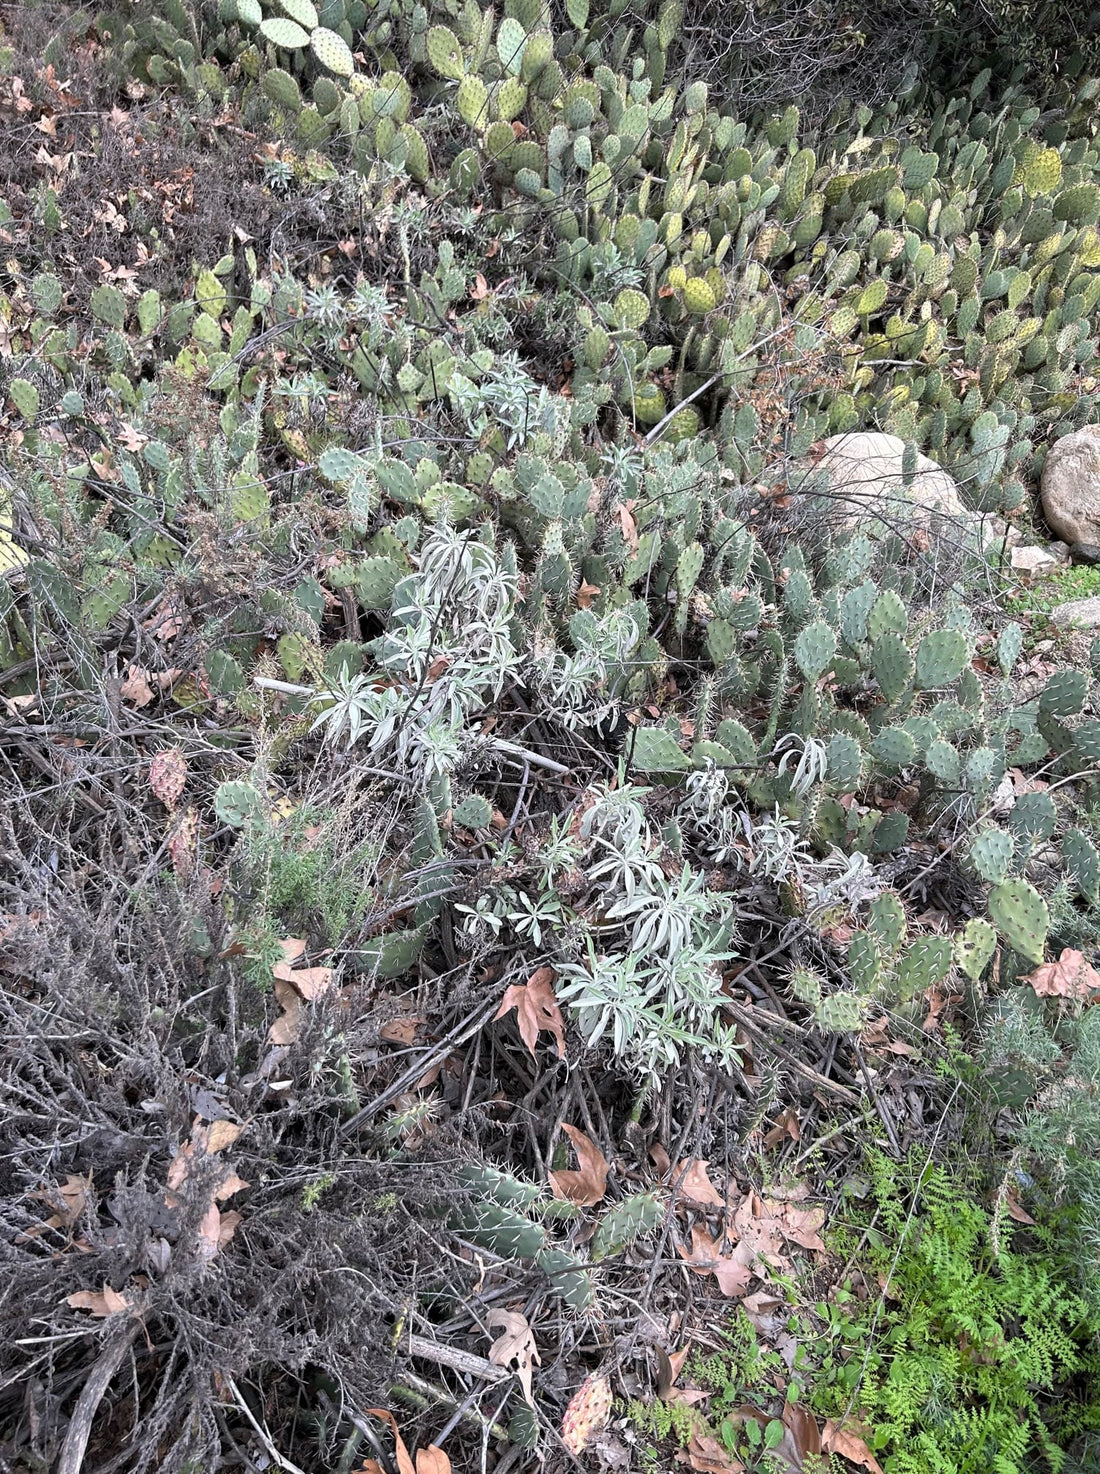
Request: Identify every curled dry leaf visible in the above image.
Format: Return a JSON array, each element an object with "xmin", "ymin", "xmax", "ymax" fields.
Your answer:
[
  {"xmin": 821, "ymin": 1420, "xmax": 884, "ymax": 1474},
  {"xmin": 765, "ymin": 1199, "xmax": 827, "ymax": 1253},
  {"xmin": 548, "ymin": 1122, "xmax": 609, "ymax": 1207},
  {"xmin": 25, "ymin": 1172, "xmax": 89, "ymax": 1236},
  {"xmin": 656, "ymin": 1342, "xmax": 693, "ymax": 1400},
  {"xmin": 493, "ymin": 965, "xmax": 565, "ymax": 1060},
  {"xmin": 365, "ymin": 1408, "xmax": 451, "ymax": 1474},
  {"xmin": 486, "ymin": 1308, "xmax": 540, "ymax": 1407},
  {"xmin": 1023, "ymin": 948, "xmax": 1100, "ymax": 1002},
  {"xmin": 268, "ymin": 938, "xmax": 337, "ymax": 1043}
]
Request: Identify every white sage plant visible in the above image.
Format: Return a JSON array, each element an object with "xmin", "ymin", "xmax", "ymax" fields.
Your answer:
[{"xmin": 310, "ymin": 526, "xmax": 521, "ymax": 780}]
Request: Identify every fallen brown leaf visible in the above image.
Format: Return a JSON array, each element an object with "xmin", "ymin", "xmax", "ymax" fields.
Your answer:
[
  {"xmin": 767, "ymin": 1200, "xmax": 827, "ymax": 1253},
  {"xmin": 379, "ymin": 1015, "xmax": 424, "ymax": 1045},
  {"xmin": 494, "ymin": 965, "xmax": 565, "ymax": 1060},
  {"xmin": 364, "ymin": 1408, "xmax": 416, "ymax": 1474},
  {"xmin": 673, "ymin": 1159, "xmax": 726, "ymax": 1208},
  {"xmin": 678, "ymin": 1223, "xmax": 753, "ymax": 1298},
  {"xmin": 576, "ymin": 579, "xmax": 601, "ymax": 609},
  {"xmin": 120, "ymin": 664, "xmax": 182, "ymax": 707},
  {"xmin": 487, "ymin": 1308, "xmax": 539, "ymax": 1407},
  {"xmin": 821, "ymin": 1420, "xmax": 884, "ymax": 1474},
  {"xmin": 1023, "ymin": 948, "xmax": 1100, "ymax": 1002},
  {"xmin": 27, "ymin": 1173, "xmax": 89, "ymax": 1235},
  {"xmin": 413, "ymin": 1449, "xmax": 451, "ymax": 1474},
  {"xmin": 615, "ymin": 499, "xmax": 639, "ymax": 552},
  {"xmin": 66, "ymin": 1284, "xmax": 131, "ymax": 1317},
  {"xmin": 549, "ymin": 1123, "xmax": 609, "ymax": 1207},
  {"xmin": 675, "ymin": 1430, "xmax": 745, "ymax": 1472}
]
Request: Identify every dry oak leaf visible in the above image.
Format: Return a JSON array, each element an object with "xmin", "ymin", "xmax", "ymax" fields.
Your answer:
[
  {"xmin": 615, "ymin": 498, "xmax": 639, "ymax": 552},
  {"xmin": 766, "ymin": 1200, "xmax": 827, "ymax": 1253},
  {"xmin": 486, "ymin": 1308, "xmax": 540, "ymax": 1408},
  {"xmin": 67, "ymin": 1284, "xmax": 132, "ymax": 1317},
  {"xmin": 678, "ymin": 1223, "xmax": 753, "ymax": 1298},
  {"xmin": 1023, "ymin": 948, "xmax": 1100, "ymax": 1002},
  {"xmin": 576, "ymin": 578, "xmax": 601, "ymax": 609},
  {"xmin": 821, "ymin": 1420, "xmax": 884, "ymax": 1474},
  {"xmin": 494, "ymin": 965, "xmax": 565, "ymax": 1060},
  {"xmin": 673, "ymin": 1158, "xmax": 726, "ymax": 1208},
  {"xmin": 728, "ymin": 1191, "xmax": 789, "ymax": 1271},
  {"xmin": 120, "ymin": 664, "xmax": 182, "ymax": 707},
  {"xmin": 549, "ymin": 1122, "xmax": 609, "ymax": 1207}
]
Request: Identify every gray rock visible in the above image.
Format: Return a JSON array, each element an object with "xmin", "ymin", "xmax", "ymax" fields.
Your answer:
[
  {"xmin": 1040, "ymin": 424, "xmax": 1100, "ymax": 544},
  {"xmin": 1010, "ymin": 544, "xmax": 1060, "ymax": 577},
  {"xmin": 808, "ymin": 431, "xmax": 966, "ymax": 530},
  {"xmin": 1071, "ymin": 542, "xmax": 1100, "ymax": 565},
  {"xmin": 1050, "ymin": 596, "xmax": 1100, "ymax": 629}
]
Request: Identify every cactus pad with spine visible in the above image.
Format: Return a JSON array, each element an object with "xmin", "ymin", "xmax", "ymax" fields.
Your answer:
[
  {"xmin": 214, "ymin": 780, "xmax": 264, "ymax": 827},
  {"xmin": 259, "ymin": 15, "xmax": 310, "ymax": 46},
  {"xmin": 311, "ymin": 26, "xmax": 355, "ymax": 76},
  {"xmin": 427, "ymin": 25, "xmax": 464, "ymax": 79},
  {"xmin": 988, "ymin": 878, "xmax": 1049, "ymax": 964},
  {"xmin": 914, "ymin": 630, "xmax": 968, "ymax": 689},
  {"xmin": 591, "ymin": 1192, "xmax": 663, "ymax": 1260},
  {"xmin": 683, "ymin": 277, "xmax": 717, "ymax": 314},
  {"xmin": 955, "ymin": 919, "xmax": 997, "ymax": 980}
]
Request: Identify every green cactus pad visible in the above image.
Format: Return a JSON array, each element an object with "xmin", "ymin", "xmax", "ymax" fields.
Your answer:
[
  {"xmin": 630, "ymin": 726, "xmax": 690, "ymax": 772},
  {"xmin": 263, "ymin": 67, "xmax": 302, "ymax": 110},
  {"xmin": 868, "ymin": 892, "xmax": 906, "ymax": 956},
  {"xmin": 1064, "ymin": 828, "xmax": 1100, "ymax": 904},
  {"xmin": 275, "ymin": 0, "xmax": 318, "ymax": 24},
  {"xmin": 214, "ymin": 780, "xmax": 265, "ymax": 827},
  {"xmin": 871, "ymin": 726, "xmax": 916, "ymax": 769},
  {"xmin": 427, "ymin": 25, "xmax": 464, "ymax": 79},
  {"xmin": 967, "ymin": 826, "xmax": 1013, "ymax": 883},
  {"xmin": 988, "ymin": 878, "xmax": 1049, "ymax": 965},
  {"xmin": 591, "ymin": 1191, "xmax": 663, "ymax": 1260},
  {"xmin": 1039, "ymin": 668, "xmax": 1088, "ymax": 718},
  {"xmin": 9, "ymin": 379, "xmax": 39, "ymax": 420},
  {"xmin": 955, "ymin": 918, "xmax": 997, "ymax": 981},
  {"xmin": 815, "ymin": 991, "xmax": 867, "ymax": 1032},
  {"xmin": 914, "ymin": 630, "xmax": 969, "ymax": 689},
  {"xmin": 311, "ymin": 26, "xmax": 355, "ymax": 76},
  {"xmin": 259, "ymin": 15, "xmax": 311, "ymax": 47},
  {"xmin": 895, "ymin": 936, "xmax": 954, "ymax": 1001},
  {"xmin": 848, "ymin": 930, "xmax": 882, "ymax": 993},
  {"xmin": 794, "ymin": 620, "xmax": 837, "ymax": 683},
  {"xmin": 453, "ymin": 794, "xmax": 493, "ymax": 829},
  {"xmin": 872, "ymin": 632, "xmax": 914, "ymax": 702}
]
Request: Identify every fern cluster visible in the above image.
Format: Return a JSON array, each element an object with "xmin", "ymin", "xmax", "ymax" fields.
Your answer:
[{"xmin": 819, "ymin": 1153, "xmax": 1100, "ymax": 1473}]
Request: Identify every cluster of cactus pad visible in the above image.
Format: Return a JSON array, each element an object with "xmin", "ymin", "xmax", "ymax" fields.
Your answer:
[{"xmin": 6, "ymin": 6, "xmax": 1100, "ymax": 1066}]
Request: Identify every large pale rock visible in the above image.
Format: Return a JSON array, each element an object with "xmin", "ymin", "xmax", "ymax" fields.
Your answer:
[
  {"xmin": 805, "ymin": 432, "xmax": 966, "ymax": 530},
  {"xmin": 1040, "ymin": 425, "xmax": 1100, "ymax": 544},
  {"xmin": 1051, "ymin": 596, "xmax": 1100, "ymax": 629}
]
